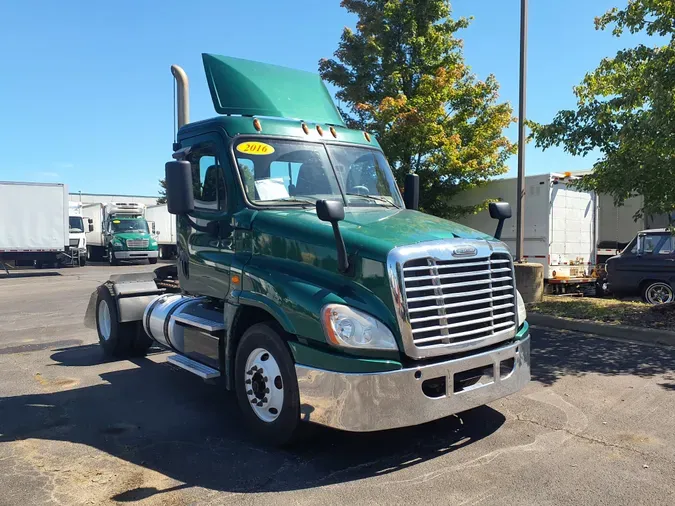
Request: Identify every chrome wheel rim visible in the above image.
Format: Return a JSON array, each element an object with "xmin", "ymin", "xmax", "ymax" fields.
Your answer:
[
  {"xmin": 647, "ymin": 283, "xmax": 673, "ymax": 305},
  {"xmin": 244, "ymin": 347, "xmax": 283, "ymax": 423},
  {"xmin": 98, "ymin": 299, "xmax": 112, "ymax": 340}
]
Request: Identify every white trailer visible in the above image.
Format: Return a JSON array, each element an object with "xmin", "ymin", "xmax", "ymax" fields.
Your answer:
[
  {"xmin": 0, "ymin": 181, "xmax": 69, "ymax": 269},
  {"xmin": 145, "ymin": 204, "xmax": 177, "ymax": 259},
  {"xmin": 453, "ymin": 173, "xmax": 597, "ymax": 288}
]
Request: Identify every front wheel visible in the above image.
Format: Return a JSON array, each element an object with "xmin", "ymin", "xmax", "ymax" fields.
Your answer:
[
  {"xmin": 642, "ymin": 281, "xmax": 674, "ymax": 305},
  {"xmin": 149, "ymin": 257, "xmax": 158, "ymax": 265},
  {"xmin": 108, "ymin": 248, "xmax": 119, "ymax": 266},
  {"xmin": 234, "ymin": 323, "xmax": 300, "ymax": 446}
]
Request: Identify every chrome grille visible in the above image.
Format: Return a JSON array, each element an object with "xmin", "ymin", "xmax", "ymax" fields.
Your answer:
[
  {"xmin": 69, "ymin": 238, "xmax": 79, "ymax": 247},
  {"xmin": 126, "ymin": 239, "xmax": 149, "ymax": 249},
  {"xmin": 402, "ymin": 252, "xmax": 516, "ymax": 352}
]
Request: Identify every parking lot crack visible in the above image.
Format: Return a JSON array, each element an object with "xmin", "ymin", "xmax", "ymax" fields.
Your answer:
[{"xmin": 514, "ymin": 415, "xmax": 673, "ymax": 463}]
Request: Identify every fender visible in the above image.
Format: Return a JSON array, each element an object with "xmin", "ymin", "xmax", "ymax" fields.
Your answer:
[{"xmin": 220, "ymin": 255, "xmax": 401, "ymax": 389}]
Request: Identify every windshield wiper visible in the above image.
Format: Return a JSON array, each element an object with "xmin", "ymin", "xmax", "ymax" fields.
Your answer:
[{"xmin": 345, "ymin": 193, "xmax": 400, "ymax": 208}]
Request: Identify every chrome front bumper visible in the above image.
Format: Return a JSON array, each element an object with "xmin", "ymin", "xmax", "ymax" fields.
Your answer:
[
  {"xmin": 296, "ymin": 335, "xmax": 530, "ymax": 432},
  {"xmin": 114, "ymin": 250, "xmax": 159, "ymax": 260}
]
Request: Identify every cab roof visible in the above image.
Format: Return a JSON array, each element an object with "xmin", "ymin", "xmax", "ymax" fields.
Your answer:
[{"xmin": 178, "ymin": 115, "xmax": 381, "ymax": 148}]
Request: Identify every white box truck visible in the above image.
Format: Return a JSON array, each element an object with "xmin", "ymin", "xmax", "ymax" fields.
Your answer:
[
  {"xmin": 0, "ymin": 181, "xmax": 70, "ymax": 269},
  {"xmin": 145, "ymin": 204, "xmax": 177, "ymax": 259},
  {"xmin": 82, "ymin": 202, "xmax": 159, "ymax": 265},
  {"xmin": 68, "ymin": 201, "xmax": 94, "ymax": 266},
  {"xmin": 453, "ymin": 173, "xmax": 597, "ymax": 290}
]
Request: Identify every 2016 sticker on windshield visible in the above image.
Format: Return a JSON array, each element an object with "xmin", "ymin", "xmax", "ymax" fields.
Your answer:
[{"xmin": 236, "ymin": 141, "xmax": 275, "ymax": 155}]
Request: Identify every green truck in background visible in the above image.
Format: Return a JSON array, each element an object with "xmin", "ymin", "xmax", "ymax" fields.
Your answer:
[
  {"xmin": 85, "ymin": 54, "xmax": 530, "ymax": 445},
  {"xmin": 83, "ymin": 202, "xmax": 159, "ymax": 265}
]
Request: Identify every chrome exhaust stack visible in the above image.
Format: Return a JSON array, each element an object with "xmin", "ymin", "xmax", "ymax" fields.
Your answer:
[{"xmin": 171, "ymin": 65, "xmax": 190, "ymax": 129}]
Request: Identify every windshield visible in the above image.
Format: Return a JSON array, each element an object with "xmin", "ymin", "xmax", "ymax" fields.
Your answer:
[
  {"xmin": 69, "ymin": 216, "xmax": 84, "ymax": 233},
  {"xmin": 110, "ymin": 218, "xmax": 149, "ymax": 233},
  {"xmin": 234, "ymin": 139, "xmax": 404, "ymax": 208}
]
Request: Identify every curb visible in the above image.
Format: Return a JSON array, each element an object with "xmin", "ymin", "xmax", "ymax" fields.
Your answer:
[{"xmin": 527, "ymin": 313, "xmax": 675, "ymax": 347}]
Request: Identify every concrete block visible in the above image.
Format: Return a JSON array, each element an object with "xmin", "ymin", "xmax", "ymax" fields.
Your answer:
[{"xmin": 514, "ymin": 262, "xmax": 544, "ymax": 303}]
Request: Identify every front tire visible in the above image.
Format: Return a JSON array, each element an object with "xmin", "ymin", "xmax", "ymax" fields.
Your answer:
[
  {"xmin": 95, "ymin": 285, "xmax": 153, "ymax": 357},
  {"xmin": 642, "ymin": 281, "xmax": 674, "ymax": 305},
  {"xmin": 234, "ymin": 323, "xmax": 300, "ymax": 446},
  {"xmin": 108, "ymin": 248, "xmax": 119, "ymax": 266},
  {"xmin": 149, "ymin": 257, "xmax": 158, "ymax": 265}
]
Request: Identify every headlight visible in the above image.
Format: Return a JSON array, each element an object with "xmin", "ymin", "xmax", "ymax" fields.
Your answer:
[
  {"xmin": 516, "ymin": 290, "xmax": 527, "ymax": 326},
  {"xmin": 112, "ymin": 239, "xmax": 123, "ymax": 249},
  {"xmin": 321, "ymin": 304, "xmax": 398, "ymax": 351}
]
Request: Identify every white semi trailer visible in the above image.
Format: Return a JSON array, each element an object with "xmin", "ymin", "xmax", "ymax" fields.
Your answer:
[
  {"xmin": 453, "ymin": 173, "xmax": 597, "ymax": 290},
  {"xmin": 0, "ymin": 181, "xmax": 70, "ymax": 270},
  {"xmin": 145, "ymin": 204, "xmax": 177, "ymax": 259}
]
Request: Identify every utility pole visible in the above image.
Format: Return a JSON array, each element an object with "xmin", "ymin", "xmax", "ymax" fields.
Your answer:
[{"xmin": 516, "ymin": 0, "xmax": 528, "ymax": 263}]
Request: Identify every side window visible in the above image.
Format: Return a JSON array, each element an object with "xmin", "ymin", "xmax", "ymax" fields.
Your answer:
[
  {"xmin": 188, "ymin": 143, "xmax": 227, "ymax": 210},
  {"xmin": 655, "ymin": 236, "xmax": 673, "ymax": 255},
  {"xmin": 643, "ymin": 235, "xmax": 659, "ymax": 255}
]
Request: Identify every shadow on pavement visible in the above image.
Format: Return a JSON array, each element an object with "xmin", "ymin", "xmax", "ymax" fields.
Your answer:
[
  {"xmin": 0, "ymin": 343, "xmax": 505, "ymax": 499},
  {"xmin": 531, "ymin": 327, "xmax": 675, "ymax": 389}
]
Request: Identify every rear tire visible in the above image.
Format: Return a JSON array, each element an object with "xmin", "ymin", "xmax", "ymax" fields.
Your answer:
[
  {"xmin": 95, "ymin": 285, "xmax": 152, "ymax": 357},
  {"xmin": 234, "ymin": 323, "xmax": 300, "ymax": 446},
  {"xmin": 79, "ymin": 255, "xmax": 86, "ymax": 267}
]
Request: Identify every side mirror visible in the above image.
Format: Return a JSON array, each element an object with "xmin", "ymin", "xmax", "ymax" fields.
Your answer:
[
  {"xmin": 316, "ymin": 200, "xmax": 348, "ymax": 273},
  {"xmin": 489, "ymin": 202, "xmax": 512, "ymax": 240},
  {"xmin": 404, "ymin": 173, "xmax": 419, "ymax": 210},
  {"xmin": 165, "ymin": 160, "xmax": 194, "ymax": 215},
  {"xmin": 88, "ymin": 222, "xmax": 94, "ymax": 232}
]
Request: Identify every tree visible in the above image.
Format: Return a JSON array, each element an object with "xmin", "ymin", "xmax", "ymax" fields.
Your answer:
[
  {"xmin": 319, "ymin": 0, "xmax": 516, "ymax": 219},
  {"xmin": 157, "ymin": 179, "xmax": 167, "ymax": 204},
  {"xmin": 531, "ymin": 0, "xmax": 675, "ymax": 224}
]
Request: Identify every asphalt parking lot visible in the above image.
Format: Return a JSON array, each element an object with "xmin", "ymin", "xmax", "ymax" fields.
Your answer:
[{"xmin": 1, "ymin": 263, "xmax": 674, "ymax": 506}]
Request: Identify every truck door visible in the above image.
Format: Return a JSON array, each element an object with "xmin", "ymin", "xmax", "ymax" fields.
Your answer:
[{"xmin": 178, "ymin": 133, "xmax": 235, "ymax": 299}]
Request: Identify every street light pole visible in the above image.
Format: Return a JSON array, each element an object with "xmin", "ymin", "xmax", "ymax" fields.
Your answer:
[{"xmin": 516, "ymin": 0, "xmax": 528, "ymax": 263}]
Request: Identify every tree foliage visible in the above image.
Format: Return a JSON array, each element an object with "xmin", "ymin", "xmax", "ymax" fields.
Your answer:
[
  {"xmin": 157, "ymin": 179, "xmax": 167, "ymax": 204},
  {"xmin": 531, "ymin": 0, "xmax": 675, "ymax": 222},
  {"xmin": 319, "ymin": 0, "xmax": 515, "ymax": 218}
]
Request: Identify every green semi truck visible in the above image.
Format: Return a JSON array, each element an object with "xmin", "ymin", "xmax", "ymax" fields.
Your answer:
[{"xmin": 86, "ymin": 54, "xmax": 530, "ymax": 445}]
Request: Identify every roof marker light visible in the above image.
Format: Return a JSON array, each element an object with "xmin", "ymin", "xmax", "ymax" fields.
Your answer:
[{"xmin": 253, "ymin": 118, "xmax": 262, "ymax": 132}]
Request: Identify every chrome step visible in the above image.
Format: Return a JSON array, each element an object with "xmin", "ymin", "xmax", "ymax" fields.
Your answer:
[
  {"xmin": 167, "ymin": 354, "xmax": 221, "ymax": 379},
  {"xmin": 172, "ymin": 313, "xmax": 225, "ymax": 332}
]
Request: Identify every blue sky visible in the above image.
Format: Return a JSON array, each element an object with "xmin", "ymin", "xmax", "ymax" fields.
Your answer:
[{"xmin": 0, "ymin": 0, "xmax": 657, "ymax": 197}]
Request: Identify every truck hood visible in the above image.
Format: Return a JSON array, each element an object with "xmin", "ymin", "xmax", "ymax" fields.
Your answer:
[{"xmin": 252, "ymin": 207, "xmax": 494, "ymax": 262}]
